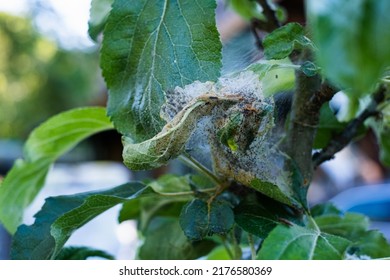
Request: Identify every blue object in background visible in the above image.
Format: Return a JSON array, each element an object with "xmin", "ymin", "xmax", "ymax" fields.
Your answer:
[{"xmin": 331, "ymin": 183, "xmax": 390, "ymax": 239}]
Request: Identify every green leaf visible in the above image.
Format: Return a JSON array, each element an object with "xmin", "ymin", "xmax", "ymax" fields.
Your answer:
[
  {"xmin": 311, "ymin": 203, "xmax": 342, "ymax": 217},
  {"xmin": 234, "ymin": 203, "xmax": 279, "ymax": 239},
  {"xmin": 234, "ymin": 194, "xmax": 302, "ymax": 238},
  {"xmin": 377, "ymin": 128, "xmax": 390, "ymax": 166},
  {"xmin": 275, "ymin": 6, "xmax": 287, "ymax": 23},
  {"xmin": 149, "ymin": 174, "xmax": 192, "ymax": 193},
  {"xmin": 217, "ymin": 112, "xmax": 244, "ymax": 151},
  {"xmin": 205, "ymin": 245, "xmax": 232, "ymax": 260},
  {"xmin": 0, "ymin": 107, "xmax": 113, "ymax": 234},
  {"xmin": 348, "ymin": 230, "xmax": 390, "ymax": 259},
  {"xmin": 247, "ymin": 60, "xmax": 295, "ymax": 97},
  {"xmin": 180, "ymin": 198, "xmax": 234, "ymax": 241},
  {"xmin": 122, "ymin": 94, "xmax": 240, "ymax": 170},
  {"xmin": 307, "ymin": 0, "xmax": 390, "ymax": 95},
  {"xmin": 257, "ymin": 224, "xmax": 351, "ymax": 260},
  {"xmin": 118, "ymin": 199, "xmax": 141, "ymax": 223},
  {"xmin": 88, "ymin": 0, "xmax": 114, "ymax": 41},
  {"xmin": 312, "ymin": 204, "xmax": 390, "ymax": 259},
  {"xmin": 101, "ymin": 0, "xmax": 222, "ymax": 141},
  {"xmin": 249, "ymin": 179, "xmax": 296, "ymax": 208},
  {"xmin": 227, "ymin": 0, "xmax": 265, "ymax": 21},
  {"xmin": 246, "ymin": 159, "xmax": 306, "ymax": 209},
  {"xmin": 300, "ymin": 61, "xmax": 319, "ymax": 77},
  {"xmin": 138, "ymin": 217, "xmax": 217, "ymax": 260},
  {"xmin": 315, "ymin": 213, "xmax": 369, "ymax": 241},
  {"xmin": 55, "ymin": 246, "xmax": 115, "ymax": 260},
  {"xmin": 313, "ymin": 103, "xmax": 346, "ymax": 149},
  {"xmin": 11, "ymin": 182, "xmax": 153, "ymax": 259},
  {"xmin": 263, "ymin": 23, "xmax": 314, "ymax": 60},
  {"xmin": 118, "ymin": 174, "xmax": 195, "ymax": 229},
  {"xmin": 24, "ymin": 107, "xmax": 113, "ymax": 162}
]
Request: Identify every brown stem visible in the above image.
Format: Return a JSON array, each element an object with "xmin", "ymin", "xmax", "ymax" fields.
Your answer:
[
  {"xmin": 285, "ymin": 51, "xmax": 337, "ymax": 186},
  {"xmin": 312, "ymin": 86, "xmax": 386, "ymax": 167},
  {"xmin": 250, "ymin": 20, "xmax": 264, "ymax": 49}
]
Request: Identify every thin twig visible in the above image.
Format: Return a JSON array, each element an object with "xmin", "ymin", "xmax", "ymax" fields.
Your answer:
[
  {"xmin": 250, "ymin": 19, "xmax": 264, "ymax": 49},
  {"xmin": 179, "ymin": 153, "xmax": 222, "ymax": 185},
  {"xmin": 221, "ymin": 236, "xmax": 234, "ymax": 260},
  {"xmin": 255, "ymin": 0, "xmax": 280, "ymax": 31},
  {"xmin": 313, "ymin": 86, "xmax": 386, "ymax": 168},
  {"xmin": 230, "ymin": 229, "xmax": 242, "ymax": 260},
  {"xmin": 250, "ymin": 0, "xmax": 281, "ymax": 50},
  {"xmin": 248, "ymin": 234, "xmax": 256, "ymax": 260}
]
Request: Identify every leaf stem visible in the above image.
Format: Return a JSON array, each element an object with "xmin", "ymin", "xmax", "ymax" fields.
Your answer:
[
  {"xmin": 220, "ymin": 236, "xmax": 234, "ymax": 260},
  {"xmin": 179, "ymin": 153, "xmax": 222, "ymax": 185},
  {"xmin": 156, "ymin": 187, "xmax": 217, "ymax": 197},
  {"xmin": 307, "ymin": 215, "xmax": 320, "ymax": 232},
  {"xmin": 248, "ymin": 234, "xmax": 257, "ymax": 260},
  {"xmin": 231, "ymin": 230, "xmax": 242, "ymax": 260}
]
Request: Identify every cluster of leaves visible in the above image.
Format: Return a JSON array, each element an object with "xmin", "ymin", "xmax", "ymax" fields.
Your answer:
[{"xmin": 1, "ymin": 0, "xmax": 390, "ymax": 260}]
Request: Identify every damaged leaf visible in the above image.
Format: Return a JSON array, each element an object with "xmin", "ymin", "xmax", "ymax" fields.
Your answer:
[{"xmin": 122, "ymin": 94, "xmax": 241, "ymax": 170}]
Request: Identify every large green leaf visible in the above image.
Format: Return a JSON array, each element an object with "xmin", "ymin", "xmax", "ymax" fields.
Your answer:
[
  {"xmin": 88, "ymin": 0, "xmax": 114, "ymax": 41},
  {"xmin": 138, "ymin": 217, "xmax": 217, "ymax": 260},
  {"xmin": 122, "ymin": 94, "xmax": 240, "ymax": 170},
  {"xmin": 307, "ymin": 0, "xmax": 390, "ymax": 95},
  {"xmin": 179, "ymin": 198, "xmax": 235, "ymax": 241},
  {"xmin": 101, "ymin": 0, "xmax": 222, "ymax": 141},
  {"xmin": 11, "ymin": 182, "xmax": 153, "ymax": 260},
  {"xmin": 257, "ymin": 224, "xmax": 351, "ymax": 260},
  {"xmin": 0, "ymin": 107, "xmax": 113, "ymax": 234}
]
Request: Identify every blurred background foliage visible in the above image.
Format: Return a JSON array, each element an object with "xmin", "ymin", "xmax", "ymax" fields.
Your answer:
[{"xmin": 0, "ymin": 12, "xmax": 100, "ymax": 139}]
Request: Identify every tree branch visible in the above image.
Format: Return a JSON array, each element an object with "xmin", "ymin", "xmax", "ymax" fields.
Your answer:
[
  {"xmin": 250, "ymin": 20, "xmax": 264, "ymax": 49},
  {"xmin": 250, "ymin": 0, "xmax": 281, "ymax": 50},
  {"xmin": 285, "ymin": 51, "xmax": 337, "ymax": 186},
  {"xmin": 312, "ymin": 86, "xmax": 386, "ymax": 168}
]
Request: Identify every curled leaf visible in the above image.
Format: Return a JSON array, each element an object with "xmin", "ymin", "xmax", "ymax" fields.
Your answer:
[{"xmin": 122, "ymin": 94, "xmax": 241, "ymax": 170}]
